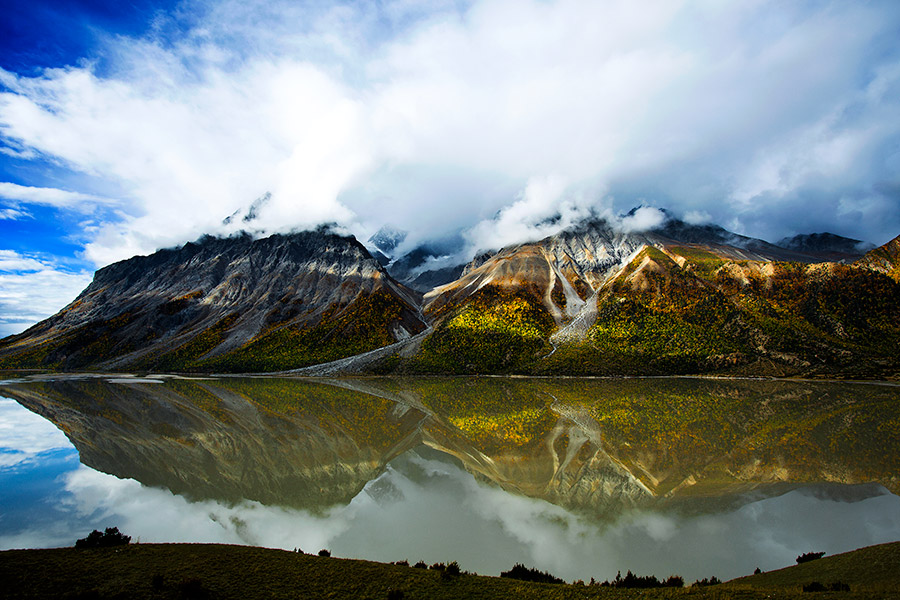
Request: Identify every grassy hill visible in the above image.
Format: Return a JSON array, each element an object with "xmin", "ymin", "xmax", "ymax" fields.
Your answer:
[{"xmin": 2, "ymin": 541, "xmax": 899, "ymax": 599}]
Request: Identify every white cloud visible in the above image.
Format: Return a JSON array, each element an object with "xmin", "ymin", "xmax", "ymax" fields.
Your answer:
[
  {"xmin": 0, "ymin": 0, "xmax": 898, "ymax": 262},
  {"xmin": 0, "ymin": 182, "xmax": 116, "ymax": 210},
  {"xmin": 464, "ymin": 175, "xmax": 597, "ymax": 253},
  {"xmin": 0, "ymin": 398, "xmax": 73, "ymax": 469},
  {"xmin": 0, "ymin": 208, "xmax": 30, "ymax": 220},
  {"xmin": 619, "ymin": 206, "xmax": 667, "ymax": 233},
  {"xmin": 0, "ymin": 251, "xmax": 93, "ymax": 337}
]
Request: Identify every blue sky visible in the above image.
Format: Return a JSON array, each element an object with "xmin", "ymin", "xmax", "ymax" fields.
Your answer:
[{"xmin": 2, "ymin": 0, "xmax": 900, "ymax": 336}]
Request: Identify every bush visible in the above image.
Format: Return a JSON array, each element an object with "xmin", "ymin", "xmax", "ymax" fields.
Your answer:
[
  {"xmin": 802, "ymin": 581, "xmax": 850, "ymax": 592},
  {"xmin": 500, "ymin": 563, "xmax": 564, "ymax": 584},
  {"xmin": 803, "ymin": 581, "xmax": 826, "ymax": 592},
  {"xmin": 318, "ymin": 549, "xmax": 331, "ymax": 557},
  {"xmin": 692, "ymin": 576, "xmax": 721, "ymax": 587},
  {"xmin": 178, "ymin": 578, "xmax": 210, "ymax": 600},
  {"xmin": 599, "ymin": 571, "xmax": 684, "ymax": 589},
  {"xmin": 75, "ymin": 527, "xmax": 131, "ymax": 549},
  {"xmin": 797, "ymin": 552, "xmax": 826, "ymax": 564},
  {"xmin": 441, "ymin": 561, "xmax": 461, "ymax": 580},
  {"xmin": 413, "ymin": 560, "xmax": 428, "ymax": 569}
]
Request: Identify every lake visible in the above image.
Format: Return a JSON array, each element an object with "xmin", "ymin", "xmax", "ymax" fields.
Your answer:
[{"xmin": 1, "ymin": 374, "xmax": 899, "ymax": 582}]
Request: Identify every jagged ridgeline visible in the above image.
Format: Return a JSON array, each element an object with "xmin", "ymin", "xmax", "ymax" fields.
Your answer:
[
  {"xmin": 0, "ymin": 229, "xmax": 427, "ymax": 372},
  {"xmin": 407, "ymin": 225, "xmax": 900, "ymax": 378},
  {"xmin": 0, "ymin": 218, "xmax": 899, "ymax": 376}
]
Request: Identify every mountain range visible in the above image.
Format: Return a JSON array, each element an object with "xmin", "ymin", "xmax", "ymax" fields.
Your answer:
[{"xmin": 1, "ymin": 212, "xmax": 898, "ymax": 377}]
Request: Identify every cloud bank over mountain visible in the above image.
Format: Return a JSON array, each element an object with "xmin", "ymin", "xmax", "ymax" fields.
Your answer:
[{"xmin": 1, "ymin": 0, "xmax": 899, "ymax": 332}]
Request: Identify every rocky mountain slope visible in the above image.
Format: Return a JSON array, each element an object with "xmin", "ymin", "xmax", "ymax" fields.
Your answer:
[
  {"xmin": 855, "ymin": 233, "xmax": 900, "ymax": 281},
  {"xmin": 0, "ymin": 215, "xmax": 897, "ymax": 377},
  {"xmin": 0, "ymin": 229, "xmax": 426, "ymax": 372},
  {"xmin": 404, "ymin": 219, "xmax": 899, "ymax": 377}
]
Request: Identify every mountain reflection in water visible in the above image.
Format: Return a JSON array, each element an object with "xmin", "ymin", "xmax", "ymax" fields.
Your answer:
[{"xmin": 1, "ymin": 375, "xmax": 899, "ymax": 581}]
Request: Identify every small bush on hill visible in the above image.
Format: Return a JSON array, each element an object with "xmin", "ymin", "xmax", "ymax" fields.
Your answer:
[
  {"xmin": 75, "ymin": 527, "xmax": 131, "ymax": 549},
  {"xmin": 692, "ymin": 576, "xmax": 721, "ymax": 587},
  {"xmin": 500, "ymin": 563, "xmax": 564, "ymax": 584},
  {"xmin": 599, "ymin": 571, "xmax": 683, "ymax": 588},
  {"xmin": 803, "ymin": 581, "xmax": 850, "ymax": 592},
  {"xmin": 441, "ymin": 561, "xmax": 462, "ymax": 580},
  {"xmin": 318, "ymin": 549, "xmax": 331, "ymax": 557},
  {"xmin": 797, "ymin": 552, "xmax": 826, "ymax": 564}
]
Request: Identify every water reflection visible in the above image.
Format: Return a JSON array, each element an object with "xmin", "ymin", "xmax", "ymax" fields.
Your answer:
[{"xmin": 1, "ymin": 375, "xmax": 899, "ymax": 581}]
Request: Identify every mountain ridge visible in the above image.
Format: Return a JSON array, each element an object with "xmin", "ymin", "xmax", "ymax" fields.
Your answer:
[{"xmin": 1, "ymin": 215, "xmax": 897, "ymax": 378}]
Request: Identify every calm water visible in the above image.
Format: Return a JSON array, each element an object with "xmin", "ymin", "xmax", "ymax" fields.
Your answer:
[{"xmin": 1, "ymin": 375, "xmax": 899, "ymax": 582}]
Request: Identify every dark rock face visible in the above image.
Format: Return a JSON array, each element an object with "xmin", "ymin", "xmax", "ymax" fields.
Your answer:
[{"xmin": 0, "ymin": 229, "xmax": 426, "ymax": 371}]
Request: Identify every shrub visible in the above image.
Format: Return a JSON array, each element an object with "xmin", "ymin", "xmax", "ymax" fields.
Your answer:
[
  {"xmin": 318, "ymin": 549, "xmax": 331, "ymax": 557},
  {"xmin": 413, "ymin": 560, "xmax": 428, "ymax": 569},
  {"xmin": 393, "ymin": 560, "xmax": 409, "ymax": 566},
  {"xmin": 599, "ymin": 571, "xmax": 684, "ymax": 589},
  {"xmin": 692, "ymin": 576, "xmax": 721, "ymax": 587},
  {"xmin": 803, "ymin": 581, "xmax": 826, "ymax": 592},
  {"xmin": 75, "ymin": 527, "xmax": 131, "ymax": 549},
  {"xmin": 500, "ymin": 563, "xmax": 564, "ymax": 584},
  {"xmin": 797, "ymin": 552, "xmax": 826, "ymax": 564},
  {"xmin": 178, "ymin": 578, "xmax": 210, "ymax": 600},
  {"xmin": 441, "ymin": 561, "xmax": 461, "ymax": 580}
]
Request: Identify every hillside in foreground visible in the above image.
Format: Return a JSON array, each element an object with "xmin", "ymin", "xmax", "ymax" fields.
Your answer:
[{"xmin": 2, "ymin": 541, "xmax": 899, "ymax": 599}]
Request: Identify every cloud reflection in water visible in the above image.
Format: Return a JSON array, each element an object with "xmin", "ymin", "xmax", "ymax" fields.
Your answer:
[{"xmin": 4, "ymin": 447, "xmax": 896, "ymax": 583}]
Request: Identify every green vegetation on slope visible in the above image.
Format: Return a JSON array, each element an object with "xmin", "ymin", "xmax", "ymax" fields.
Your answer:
[
  {"xmin": 191, "ymin": 289, "xmax": 414, "ymax": 372},
  {"xmin": 409, "ymin": 285, "xmax": 555, "ymax": 374},
  {"xmin": 727, "ymin": 542, "xmax": 900, "ymax": 594}
]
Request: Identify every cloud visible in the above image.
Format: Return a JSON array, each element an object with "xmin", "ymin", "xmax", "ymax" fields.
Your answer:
[
  {"xmin": 464, "ymin": 175, "xmax": 597, "ymax": 253},
  {"xmin": 0, "ymin": 0, "xmax": 898, "ymax": 269},
  {"xmin": 0, "ymin": 182, "xmax": 116, "ymax": 210},
  {"xmin": 0, "ymin": 250, "xmax": 93, "ymax": 337},
  {"xmin": 4, "ymin": 445, "xmax": 900, "ymax": 581},
  {"xmin": 619, "ymin": 206, "xmax": 667, "ymax": 233},
  {"xmin": 0, "ymin": 398, "xmax": 73, "ymax": 469},
  {"xmin": 0, "ymin": 208, "xmax": 30, "ymax": 220}
]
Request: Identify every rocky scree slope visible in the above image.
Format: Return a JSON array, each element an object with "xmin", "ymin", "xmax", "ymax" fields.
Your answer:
[
  {"xmin": 403, "ymin": 219, "xmax": 899, "ymax": 377},
  {"xmin": 0, "ymin": 230, "xmax": 426, "ymax": 372}
]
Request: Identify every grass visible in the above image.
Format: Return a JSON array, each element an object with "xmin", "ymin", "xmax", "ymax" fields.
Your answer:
[
  {"xmin": 2, "ymin": 542, "xmax": 899, "ymax": 599},
  {"xmin": 726, "ymin": 542, "xmax": 900, "ymax": 594}
]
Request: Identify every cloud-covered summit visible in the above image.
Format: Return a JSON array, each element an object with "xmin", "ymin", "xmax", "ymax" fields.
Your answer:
[{"xmin": 1, "ymin": 0, "xmax": 899, "ymax": 333}]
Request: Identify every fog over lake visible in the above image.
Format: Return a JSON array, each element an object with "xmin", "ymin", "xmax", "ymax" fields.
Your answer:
[{"xmin": 1, "ymin": 376, "xmax": 899, "ymax": 582}]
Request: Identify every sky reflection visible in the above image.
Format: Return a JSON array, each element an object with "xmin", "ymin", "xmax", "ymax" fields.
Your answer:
[{"xmin": 1, "ymin": 396, "xmax": 899, "ymax": 582}]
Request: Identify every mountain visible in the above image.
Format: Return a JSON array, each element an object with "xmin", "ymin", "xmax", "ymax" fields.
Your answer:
[
  {"xmin": 855, "ymin": 234, "xmax": 900, "ymax": 282},
  {"xmin": 1, "ymin": 213, "xmax": 897, "ymax": 378},
  {"xmin": 404, "ymin": 216, "xmax": 900, "ymax": 377},
  {"xmin": 776, "ymin": 231, "xmax": 870, "ymax": 262},
  {"xmin": 0, "ymin": 228, "xmax": 427, "ymax": 372}
]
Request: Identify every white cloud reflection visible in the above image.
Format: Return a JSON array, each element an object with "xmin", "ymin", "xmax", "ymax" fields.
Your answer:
[
  {"xmin": 3, "ymin": 447, "xmax": 899, "ymax": 582},
  {"xmin": 0, "ymin": 398, "xmax": 73, "ymax": 468}
]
